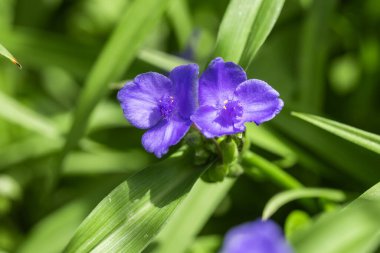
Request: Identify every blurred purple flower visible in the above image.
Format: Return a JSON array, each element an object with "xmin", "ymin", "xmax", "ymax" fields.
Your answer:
[
  {"xmin": 191, "ymin": 58, "xmax": 283, "ymax": 138},
  {"xmin": 220, "ymin": 219, "xmax": 293, "ymax": 253},
  {"xmin": 117, "ymin": 64, "xmax": 198, "ymax": 158}
]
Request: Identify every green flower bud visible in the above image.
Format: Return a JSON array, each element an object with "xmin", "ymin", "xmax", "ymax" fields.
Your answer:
[
  {"xmin": 220, "ymin": 138, "xmax": 239, "ymax": 165},
  {"xmin": 201, "ymin": 163, "xmax": 228, "ymax": 182}
]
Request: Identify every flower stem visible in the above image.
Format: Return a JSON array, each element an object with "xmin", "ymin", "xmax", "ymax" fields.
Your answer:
[{"xmin": 242, "ymin": 151, "xmax": 303, "ymax": 190}]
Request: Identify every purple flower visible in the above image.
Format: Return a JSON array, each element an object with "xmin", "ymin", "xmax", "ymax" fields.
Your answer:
[
  {"xmin": 191, "ymin": 58, "xmax": 283, "ymax": 138},
  {"xmin": 117, "ymin": 64, "xmax": 198, "ymax": 158},
  {"xmin": 220, "ymin": 219, "xmax": 293, "ymax": 253}
]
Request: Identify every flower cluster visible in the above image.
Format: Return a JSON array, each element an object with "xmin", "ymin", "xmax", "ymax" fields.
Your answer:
[{"xmin": 117, "ymin": 57, "xmax": 283, "ymax": 158}]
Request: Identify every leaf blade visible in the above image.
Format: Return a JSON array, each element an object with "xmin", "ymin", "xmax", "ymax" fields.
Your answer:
[
  {"xmin": 150, "ymin": 178, "xmax": 235, "ymax": 253},
  {"xmin": 292, "ymin": 112, "xmax": 380, "ymax": 155},
  {"xmin": 64, "ymin": 152, "xmax": 209, "ymax": 253},
  {"xmin": 214, "ymin": 0, "xmax": 263, "ymax": 62},
  {"xmin": 240, "ymin": 0, "xmax": 285, "ymax": 67},
  {"xmin": 262, "ymin": 188, "xmax": 346, "ymax": 220},
  {"xmin": 0, "ymin": 42, "xmax": 21, "ymax": 68},
  {"xmin": 292, "ymin": 183, "xmax": 380, "ymax": 253},
  {"xmin": 61, "ymin": 0, "xmax": 173, "ymax": 165}
]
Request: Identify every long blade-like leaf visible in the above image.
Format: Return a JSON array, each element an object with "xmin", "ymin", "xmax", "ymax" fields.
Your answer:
[
  {"xmin": 61, "ymin": 0, "xmax": 172, "ymax": 165},
  {"xmin": 0, "ymin": 90, "xmax": 59, "ymax": 138},
  {"xmin": 262, "ymin": 188, "xmax": 345, "ymax": 220},
  {"xmin": 149, "ymin": 178, "xmax": 235, "ymax": 253},
  {"xmin": 292, "ymin": 112, "xmax": 380, "ymax": 155},
  {"xmin": 214, "ymin": 0, "xmax": 263, "ymax": 63},
  {"xmin": 292, "ymin": 182, "xmax": 380, "ymax": 253},
  {"xmin": 64, "ymin": 151, "xmax": 210, "ymax": 253},
  {"xmin": 240, "ymin": 0, "xmax": 285, "ymax": 68},
  {"xmin": 0, "ymin": 42, "xmax": 21, "ymax": 68}
]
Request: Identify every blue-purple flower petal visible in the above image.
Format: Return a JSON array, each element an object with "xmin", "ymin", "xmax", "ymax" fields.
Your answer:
[
  {"xmin": 117, "ymin": 72, "xmax": 173, "ymax": 129},
  {"xmin": 234, "ymin": 79, "xmax": 284, "ymax": 126},
  {"xmin": 191, "ymin": 105, "xmax": 245, "ymax": 138},
  {"xmin": 220, "ymin": 219, "xmax": 293, "ymax": 253},
  {"xmin": 169, "ymin": 64, "xmax": 199, "ymax": 120},
  {"xmin": 199, "ymin": 57, "xmax": 247, "ymax": 106},
  {"xmin": 141, "ymin": 117, "xmax": 192, "ymax": 158}
]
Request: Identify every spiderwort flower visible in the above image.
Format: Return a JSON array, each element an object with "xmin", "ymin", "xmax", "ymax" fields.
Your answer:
[
  {"xmin": 220, "ymin": 219, "xmax": 293, "ymax": 253},
  {"xmin": 117, "ymin": 64, "xmax": 198, "ymax": 158},
  {"xmin": 191, "ymin": 58, "xmax": 283, "ymax": 138}
]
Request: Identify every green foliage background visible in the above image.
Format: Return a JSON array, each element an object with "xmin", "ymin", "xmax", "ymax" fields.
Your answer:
[{"xmin": 0, "ymin": 0, "xmax": 379, "ymax": 252}]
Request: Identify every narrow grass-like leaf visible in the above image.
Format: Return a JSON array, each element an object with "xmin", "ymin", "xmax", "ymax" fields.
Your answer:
[
  {"xmin": 292, "ymin": 182, "xmax": 380, "ymax": 253},
  {"xmin": 137, "ymin": 49, "xmax": 191, "ymax": 72},
  {"xmin": 1, "ymin": 29, "xmax": 189, "ymax": 79},
  {"xmin": 0, "ymin": 42, "xmax": 21, "ymax": 68},
  {"xmin": 240, "ymin": 0, "xmax": 285, "ymax": 68},
  {"xmin": 0, "ymin": 90, "xmax": 59, "ymax": 138},
  {"xmin": 274, "ymin": 111, "xmax": 380, "ymax": 185},
  {"xmin": 61, "ymin": 0, "xmax": 172, "ymax": 162},
  {"xmin": 297, "ymin": 0, "xmax": 337, "ymax": 112},
  {"xmin": 167, "ymin": 0, "xmax": 192, "ymax": 49},
  {"xmin": 63, "ymin": 149, "xmax": 150, "ymax": 175},
  {"xmin": 292, "ymin": 112, "xmax": 380, "ymax": 155},
  {"xmin": 17, "ymin": 178, "xmax": 122, "ymax": 253},
  {"xmin": 262, "ymin": 188, "xmax": 345, "ymax": 220},
  {"xmin": 242, "ymin": 152, "xmax": 303, "ymax": 190},
  {"xmin": 246, "ymin": 124, "xmax": 297, "ymax": 168},
  {"xmin": 214, "ymin": 0, "xmax": 263, "ymax": 62},
  {"xmin": 0, "ymin": 136, "xmax": 61, "ymax": 170},
  {"xmin": 64, "ymin": 151, "xmax": 209, "ymax": 253},
  {"xmin": 149, "ymin": 178, "xmax": 235, "ymax": 253}
]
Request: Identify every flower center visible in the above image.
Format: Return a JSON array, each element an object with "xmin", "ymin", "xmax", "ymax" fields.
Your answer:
[
  {"xmin": 217, "ymin": 100, "xmax": 243, "ymax": 126},
  {"xmin": 158, "ymin": 95, "xmax": 176, "ymax": 119}
]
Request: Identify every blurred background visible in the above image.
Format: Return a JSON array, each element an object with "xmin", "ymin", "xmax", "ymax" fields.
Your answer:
[{"xmin": 0, "ymin": 0, "xmax": 379, "ymax": 252}]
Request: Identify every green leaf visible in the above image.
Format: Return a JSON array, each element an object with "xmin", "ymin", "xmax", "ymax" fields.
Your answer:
[
  {"xmin": 262, "ymin": 188, "xmax": 346, "ymax": 220},
  {"xmin": 0, "ymin": 90, "xmax": 59, "ymax": 138},
  {"xmin": 292, "ymin": 112, "xmax": 380, "ymax": 155},
  {"xmin": 242, "ymin": 152, "xmax": 303, "ymax": 190},
  {"xmin": 292, "ymin": 182, "xmax": 380, "ymax": 253},
  {"xmin": 215, "ymin": 0, "xmax": 284, "ymax": 65},
  {"xmin": 0, "ymin": 136, "xmax": 61, "ymax": 171},
  {"xmin": 63, "ymin": 149, "xmax": 150, "ymax": 175},
  {"xmin": 64, "ymin": 151, "xmax": 210, "ymax": 253},
  {"xmin": 137, "ymin": 48, "xmax": 191, "ymax": 72},
  {"xmin": 274, "ymin": 112, "xmax": 380, "ymax": 185},
  {"xmin": 297, "ymin": 0, "xmax": 337, "ymax": 112},
  {"xmin": 61, "ymin": 0, "xmax": 173, "ymax": 163},
  {"xmin": 149, "ymin": 178, "xmax": 235, "ymax": 253},
  {"xmin": 0, "ymin": 42, "xmax": 21, "ymax": 68},
  {"xmin": 167, "ymin": 0, "xmax": 192, "ymax": 49},
  {"xmin": 17, "ymin": 178, "xmax": 120, "ymax": 253},
  {"xmin": 240, "ymin": 0, "xmax": 285, "ymax": 67},
  {"xmin": 214, "ymin": 0, "xmax": 263, "ymax": 62},
  {"xmin": 246, "ymin": 124, "xmax": 297, "ymax": 168}
]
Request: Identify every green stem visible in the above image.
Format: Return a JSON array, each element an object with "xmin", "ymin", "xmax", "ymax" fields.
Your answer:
[{"xmin": 242, "ymin": 151, "xmax": 303, "ymax": 190}]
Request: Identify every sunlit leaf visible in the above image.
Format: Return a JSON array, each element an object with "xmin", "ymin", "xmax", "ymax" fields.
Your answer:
[
  {"xmin": 292, "ymin": 182, "xmax": 380, "ymax": 253},
  {"xmin": 242, "ymin": 152, "xmax": 303, "ymax": 190},
  {"xmin": 0, "ymin": 42, "xmax": 21, "ymax": 68},
  {"xmin": 149, "ymin": 178, "xmax": 235, "ymax": 253},
  {"xmin": 292, "ymin": 112, "xmax": 380, "ymax": 155},
  {"xmin": 61, "ymin": 0, "xmax": 173, "ymax": 165},
  {"xmin": 240, "ymin": 0, "xmax": 285, "ymax": 67},
  {"xmin": 215, "ymin": 0, "xmax": 261, "ymax": 63},
  {"xmin": 0, "ymin": 90, "xmax": 59, "ymax": 138},
  {"xmin": 17, "ymin": 178, "xmax": 121, "ymax": 253},
  {"xmin": 64, "ymin": 151, "xmax": 211, "ymax": 253},
  {"xmin": 262, "ymin": 188, "xmax": 345, "ymax": 220}
]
